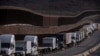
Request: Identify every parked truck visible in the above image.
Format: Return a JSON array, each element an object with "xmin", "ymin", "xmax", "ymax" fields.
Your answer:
[
  {"xmin": 15, "ymin": 41, "xmax": 31, "ymax": 56},
  {"xmin": 0, "ymin": 34, "xmax": 15, "ymax": 56},
  {"xmin": 70, "ymin": 32, "xmax": 77, "ymax": 46},
  {"xmin": 90, "ymin": 23, "xmax": 98, "ymax": 31},
  {"xmin": 63, "ymin": 33, "xmax": 72, "ymax": 47},
  {"xmin": 50, "ymin": 34, "xmax": 65, "ymax": 49},
  {"xmin": 24, "ymin": 35, "xmax": 38, "ymax": 56},
  {"xmin": 83, "ymin": 25, "xmax": 92, "ymax": 37},
  {"xmin": 42, "ymin": 37, "xmax": 59, "ymax": 51},
  {"xmin": 76, "ymin": 32, "xmax": 81, "ymax": 43}
]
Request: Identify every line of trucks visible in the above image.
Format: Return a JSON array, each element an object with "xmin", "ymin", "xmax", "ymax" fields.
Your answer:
[{"xmin": 0, "ymin": 23, "xmax": 98, "ymax": 56}]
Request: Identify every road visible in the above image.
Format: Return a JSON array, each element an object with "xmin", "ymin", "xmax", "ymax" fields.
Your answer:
[
  {"xmin": 90, "ymin": 48, "xmax": 100, "ymax": 56},
  {"xmin": 44, "ymin": 30, "xmax": 100, "ymax": 56}
]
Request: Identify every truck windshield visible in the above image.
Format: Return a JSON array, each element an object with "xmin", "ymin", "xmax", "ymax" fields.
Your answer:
[
  {"xmin": 1, "ymin": 43, "xmax": 10, "ymax": 48},
  {"xmin": 72, "ymin": 37, "xmax": 75, "ymax": 39},
  {"xmin": 43, "ymin": 43, "xmax": 52, "ymax": 47},
  {"xmin": 16, "ymin": 47, "xmax": 24, "ymax": 51},
  {"xmin": 32, "ymin": 43, "xmax": 37, "ymax": 47}
]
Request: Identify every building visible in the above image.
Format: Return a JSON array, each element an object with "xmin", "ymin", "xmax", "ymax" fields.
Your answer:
[{"xmin": 0, "ymin": 0, "xmax": 100, "ymax": 34}]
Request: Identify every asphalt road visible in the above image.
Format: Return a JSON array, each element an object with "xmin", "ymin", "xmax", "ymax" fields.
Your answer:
[
  {"xmin": 44, "ymin": 30, "xmax": 100, "ymax": 56},
  {"xmin": 90, "ymin": 48, "xmax": 100, "ymax": 56}
]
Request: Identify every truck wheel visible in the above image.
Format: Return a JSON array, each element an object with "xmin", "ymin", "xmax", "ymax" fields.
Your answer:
[
  {"xmin": 16, "ymin": 54, "xmax": 21, "ymax": 56},
  {"xmin": 38, "ymin": 52, "xmax": 43, "ymax": 56},
  {"xmin": 26, "ymin": 54, "xmax": 31, "ymax": 56}
]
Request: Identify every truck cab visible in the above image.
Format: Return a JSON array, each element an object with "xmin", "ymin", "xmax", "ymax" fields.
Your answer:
[
  {"xmin": 76, "ymin": 32, "xmax": 81, "ymax": 43},
  {"xmin": 50, "ymin": 34, "xmax": 66, "ymax": 49},
  {"xmin": 24, "ymin": 35, "xmax": 38, "ymax": 56},
  {"xmin": 70, "ymin": 33, "xmax": 77, "ymax": 46},
  {"xmin": 15, "ymin": 41, "xmax": 31, "ymax": 56},
  {"xmin": 0, "ymin": 34, "xmax": 15, "ymax": 56},
  {"xmin": 90, "ymin": 23, "xmax": 98, "ymax": 31},
  {"xmin": 42, "ymin": 37, "xmax": 59, "ymax": 51},
  {"xmin": 83, "ymin": 25, "xmax": 92, "ymax": 36}
]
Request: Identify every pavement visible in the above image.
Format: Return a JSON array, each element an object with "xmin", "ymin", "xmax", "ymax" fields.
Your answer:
[
  {"xmin": 90, "ymin": 48, "xmax": 100, "ymax": 56},
  {"xmin": 44, "ymin": 30, "xmax": 100, "ymax": 56}
]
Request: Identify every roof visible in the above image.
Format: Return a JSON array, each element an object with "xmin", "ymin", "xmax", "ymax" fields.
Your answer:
[{"xmin": 0, "ymin": 0, "xmax": 100, "ymax": 17}]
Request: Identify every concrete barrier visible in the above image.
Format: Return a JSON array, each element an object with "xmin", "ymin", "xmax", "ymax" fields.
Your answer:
[{"xmin": 74, "ymin": 43, "xmax": 100, "ymax": 56}]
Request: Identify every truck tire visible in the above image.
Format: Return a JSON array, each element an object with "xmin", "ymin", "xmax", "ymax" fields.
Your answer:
[
  {"xmin": 38, "ymin": 52, "xmax": 43, "ymax": 56},
  {"xmin": 16, "ymin": 54, "xmax": 21, "ymax": 56},
  {"xmin": 26, "ymin": 54, "xmax": 32, "ymax": 56}
]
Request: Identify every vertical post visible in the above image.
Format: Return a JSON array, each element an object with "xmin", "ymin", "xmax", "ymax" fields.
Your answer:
[
  {"xmin": 43, "ymin": 16, "xmax": 50, "ymax": 27},
  {"xmin": 49, "ymin": 17, "xmax": 58, "ymax": 26},
  {"xmin": 43, "ymin": 16, "xmax": 58, "ymax": 27}
]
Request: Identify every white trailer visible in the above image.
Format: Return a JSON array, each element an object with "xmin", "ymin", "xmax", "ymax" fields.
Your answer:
[
  {"xmin": 0, "ymin": 34, "xmax": 15, "ymax": 56},
  {"xmin": 15, "ymin": 41, "xmax": 31, "ymax": 56},
  {"xmin": 79, "ymin": 28, "xmax": 88, "ymax": 38},
  {"xmin": 63, "ymin": 32, "xmax": 77, "ymax": 47},
  {"xmin": 89, "ymin": 24, "xmax": 95, "ymax": 32},
  {"xmin": 80, "ymin": 31, "xmax": 85, "ymax": 40},
  {"xmin": 81, "ymin": 31, "xmax": 85, "ymax": 40},
  {"xmin": 24, "ymin": 35, "xmax": 38, "ymax": 56},
  {"xmin": 42, "ymin": 37, "xmax": 59, "ymax": 51},
  {"xmin": 63, "ymin": 33, "xmax": 72, "ymax": 46},
  {"xmin": 76, "ymin": 32, "xmax": 81, "ymax": 43}
]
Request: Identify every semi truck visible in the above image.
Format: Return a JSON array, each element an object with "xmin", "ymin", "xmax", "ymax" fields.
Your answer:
[
  {"xmin": 15, "ymin": 41, "xmax": 32, "ymax": 56},
  {"xmin": 90, "ymin": 23, "xmax": 98, "ymax": 31},
  {"xmin": 70, "ymin": 32, "xmax": 77, "ymax": 46},
  {"xmin": 63, "ymin": 33, "xmax": 72, "ymax": 47},
  {"xmin": 0, "ymin": 34, "xmax": 15, "ymax": 56},
  {"xmin": 83, "ymin": 25, "xmax": 92, "ymax": 37},
  {"xmin": 24, "ymin": 35, "xmax": 38, "ymax": 56},
  {"xmin": 76, "ymin": 32, "xmax": 81, "ymax": 43},
  {"xmin": 50, "ymin": 34, "xmax": 66, "ymax": 49},
  {"xmin": 42, "ymin": 37, "xmax": 59, "ymax": 51}
]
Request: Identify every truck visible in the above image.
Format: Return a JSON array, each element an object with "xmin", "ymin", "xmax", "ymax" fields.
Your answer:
[
  {"xmin": 83, "ymin": 25, "xmax": 92, "ymax": 37},
  {"xmin": 82, "ymin": 31, "xmax": 85, "ymax": 40},
  {"xmin": 50, "ymin": 34, "xmax": 65, "ymax": 49},
  {"xmin": 63, "ymin": 33, "xmax": 72, "ymax": 47},
  {"xmin": 80, "ymin": 31, "xmax": 84, "ymax": 41},
  {"xmin": 76, "ymin": 32, "xmax": 81, "ymax": 43},
  {"xmin": 42, "ymin": 37, "xmax": 59, "ymax": 51},
  {"xmin": 90, "ymin": 23, "xmax": 98, "ymax": 31},
  {"xmin": 89, "ymin": 24, "xmax": 95, "ymax": 32},
  {"xmin": 15, "ymin": 41, "xmax": 32, "ymax": 56},
  {"xmin": 79, "ymin": 28, "xmax": 87, "ymax": 38},
  {"xmin": 62, "ymin": 32, "xmax": 77, "ymax": 47},
  {"xmin": 24, "ymin": 35, "xmax": 38, "ymax": 56},
  {"xmin": 70, "ymin": 32, "xmax": 77, "ymax": 46},
  {"xmin": 0, "ymin": 34, "xmax": 15, "ymax": 56}
]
